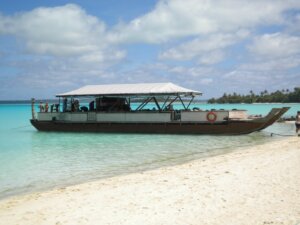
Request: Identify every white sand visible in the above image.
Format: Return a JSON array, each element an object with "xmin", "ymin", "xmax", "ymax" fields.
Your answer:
[{"xmin": 0, "ymin": 137, "xmax": 299, "ymax": 225}]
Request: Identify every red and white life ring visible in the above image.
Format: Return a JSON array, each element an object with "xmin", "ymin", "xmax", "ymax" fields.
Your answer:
[{"xmin": 206, "ymin": 111, "xmax": 217, "ymax": 123}]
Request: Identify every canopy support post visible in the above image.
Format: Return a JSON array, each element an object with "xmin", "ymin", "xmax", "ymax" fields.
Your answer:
[
  {"xmin": 59, "ymin": 97, "xmax": 61, "ymax": 112},
  {"xmin": 153, "ymin": 97, "xmax": 161, "ymax": 111},
  {"xmin": 161, "ymin": 96, "xmax": 170, "ymax": 109},
  {"xmin": 178, "ymin": 95, "xmax": 187, "ymax": 110},
  {"xmin": 186, "ymin": 96, "xmax": 195, "ymax": 109},
  {"xmin": 136, "ymin": 97, "xmax": 151, "ymax": 111},
  {"xmin": 125, "ymin": 98, "xmax": 130, "ymax": 105},
  {"xmin": 166, "ymin": 96, "xmax": 178, "ymax": 109}
]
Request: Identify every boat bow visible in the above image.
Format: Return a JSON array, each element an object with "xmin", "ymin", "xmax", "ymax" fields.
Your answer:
[{"xmin": 252, "ymin": 107, "xmax": 290, "ymax": 131}]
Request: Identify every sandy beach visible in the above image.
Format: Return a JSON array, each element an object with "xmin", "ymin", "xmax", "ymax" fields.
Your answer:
[{"xmin": 0, "ymin": 136, "xmax": 299, "ymax": 225}]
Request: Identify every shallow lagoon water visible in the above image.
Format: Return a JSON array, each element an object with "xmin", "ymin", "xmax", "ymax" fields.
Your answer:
[{"xmin": 0, "ymin": 103, "xmax": 298, "ymax": 199}]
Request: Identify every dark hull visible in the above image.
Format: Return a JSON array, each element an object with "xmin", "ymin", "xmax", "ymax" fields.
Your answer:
[
  {"xmin": 30, "ymin": 107, "xmax": 290, "ymax": 135},
  {"xmin": 29, "ymin": 120, "xmax": 266, "ymax": 135}
]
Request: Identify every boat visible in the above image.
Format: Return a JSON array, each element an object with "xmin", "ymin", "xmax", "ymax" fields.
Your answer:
[{"xmin": 30, "ymin": 82, "xmax": 289, "ymax": 135}]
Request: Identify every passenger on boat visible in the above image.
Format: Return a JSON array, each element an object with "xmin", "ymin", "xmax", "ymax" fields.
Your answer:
[
  {"xmin": 71, "ymin": 99, "xmax": 74, "ymax": 112},
  {"xmin": 74, "ymin": 100, "xmax": 80, "ymax": 112},
  {"xmin": 89, "ymin": 101, "xmax": 95, "ymax": 111},
  {"xmin": 63, "ymin": 98, "xmax": 67, "ymax": 112},
  {"xmin": 50, "ymin": 104, "xmax": 54, "ymax": 113},
  {"xmin": 55, "ymin": 104, "xmax": 59, "ymax": 112},
  {"xmin": 39, "ymin": 101, "xmax": 44, "ymax": 112},
  {"xmin": 80, "ymin": 106, "xmax": 88, "ymax": 112},
  {"xmin": 123, "ymin": 104, "xmax": 130, "ymax": 112},
  {"xmin": 164, "ymin": 105, "xmax": 174, "ymax": 111},
  {"xmin": 45, "ymin": 102, "xmax": 49, "ymax": 113}
]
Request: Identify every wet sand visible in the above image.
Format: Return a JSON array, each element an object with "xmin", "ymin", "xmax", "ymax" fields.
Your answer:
[{"xmin": 0, "ymin": 137, "xmax": 299, "ymax": 225}]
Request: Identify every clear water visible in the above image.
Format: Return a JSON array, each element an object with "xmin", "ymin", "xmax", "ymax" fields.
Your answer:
[
  {"xmin": 173, "ymin": 102, "xmax": 299, "ymax": 118},
  {"xmin": 0, "ymin": 103, "xmax": 298, "ymax": 199}
]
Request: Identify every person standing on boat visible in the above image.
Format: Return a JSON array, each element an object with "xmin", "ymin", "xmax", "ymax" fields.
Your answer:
[
  {"xmin": 63, "ymin": 98, "xmax": 67, "ymax": 112},
  {"xmin": 296, "ymin": 111, "xmax": 300, "ymax": 134},
  {"xmin": 39, "ymin": 101, "xmax": 44, "ymax": 112},
  {"xmin": 50, "ymin": 104, "xmax": 54, "ymax": 113},
  {"xmin": 89, "ymin": 101, "xmax": 95, "ymax": 111},
  {"xmin": 74, "ymin": 99, "xmax": 80, "ymax": 112},
  {"xmin": 45, "ymin": 102, "xmax": 49, "ymax": 113},
  {"xmin": 55, "ymin": 103, "xmax": 60, "ymax": 112}
]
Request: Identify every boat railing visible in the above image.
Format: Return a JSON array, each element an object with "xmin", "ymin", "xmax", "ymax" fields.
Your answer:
[
  {"xmin": 37, "ymin": 111, "xmax": 173, "ymax": 123},
  {"xmin": 181, "ymin": 110, "xmax": 229, "ymax": 122},
  {"xmin": 36, "ymin": 110, "xmax": 233, "ymax": 123}
]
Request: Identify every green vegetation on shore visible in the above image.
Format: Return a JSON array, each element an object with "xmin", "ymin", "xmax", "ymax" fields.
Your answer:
[{"xmin": 208, "ymin": 87, "xmax": 300, "ymax": 104}]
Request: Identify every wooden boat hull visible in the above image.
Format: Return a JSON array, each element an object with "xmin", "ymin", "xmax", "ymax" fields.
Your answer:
[
  {"xmin": 30, "ymin": 107, "xmax": 289, "ymax": 135},
  {"xmin": 30, "ymin": 120, "xmax": 264, "ymax": 135}
]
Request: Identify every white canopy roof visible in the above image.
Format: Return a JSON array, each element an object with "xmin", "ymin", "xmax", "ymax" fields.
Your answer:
[{"xmin": 56, "ymin": 82, "xmax": 201, "ymax": 97}]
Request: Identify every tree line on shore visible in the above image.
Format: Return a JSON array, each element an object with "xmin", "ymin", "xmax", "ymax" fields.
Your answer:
[{"xmin": 208, "ymin": 87, "xmax": 300, "ymax": 104}]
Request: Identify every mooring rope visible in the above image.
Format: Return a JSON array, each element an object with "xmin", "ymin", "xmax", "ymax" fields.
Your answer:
[{"xmin": 267, "ymin": 132, "xmax": 297, "ymax": 137}]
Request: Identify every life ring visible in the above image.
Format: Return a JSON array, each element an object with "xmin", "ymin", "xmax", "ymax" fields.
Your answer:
[{"xmin": 206, "ymin": 111, "xmax": 217, "ymax": 123}]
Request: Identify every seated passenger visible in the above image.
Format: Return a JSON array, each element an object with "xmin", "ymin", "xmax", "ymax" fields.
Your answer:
[
  {"xmin": 80, "ymin": 106, "xmax": 88, "ymax": 112},
  {"xmin": 123, "ymin": 104, "xmax": 130, "ymax": 112},
  {"xmin": 165, "ymin": 105, "xmax": 174, "ymax": 111}
]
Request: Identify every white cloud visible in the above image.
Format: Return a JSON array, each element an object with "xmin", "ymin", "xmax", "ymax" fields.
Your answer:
[
  {"xmin": 198, "ymin": 50, "xmax": 225, "ymax": 65},
  {"xmin": 159, "ymin": 30, "xmax": 249, "ymax": 65},
  {"xmin": 111, "ymin": 0, "xmax": 300, "ymax": 44},
  {"xmin": 199, "ymin": 78, "xmax": 213, "ymax": 85},
  {"xmin": 167, "ymin": 66, "xmax": 214, "ymax": 77},
  {"xmin": 284, "ymin": 12, "xmax": 300, "ymax": 33},
  {"xmin": 221, "ymin": 69, "xmax": 300, "ymax": 93},
  {"xmin": 159, "ymin": 30, "xmax": 248, "ymax": 64},
  {"xmin": 0, "ymin": 4, "xmax": 124, "ymax": 63},
  {"xmin": 159, "ymin": 33, "xmax": 237, "ymax": 60},
  {"xmin": 78, "ymin": 50, "xmax": 126, "ymax": 63},
  {"xmin": 0, "ymin": 1, "xmax": 300, "ymax": 99},
  {"xmin": 0, "ymin": 2, "xmax": 299, "ymax": 63},
  {"xmin": 249, "ymin": 33, "xmax": 300, "ymax": 58},
  {"xmin": 240, "ymin": 57, "xmax": 300, "ymax": 71}
]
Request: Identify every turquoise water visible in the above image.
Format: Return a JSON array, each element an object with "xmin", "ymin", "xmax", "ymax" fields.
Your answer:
[
  {"xmin": 0, "ymin": 103, "xmax": 298, "ymax": 199},
  {"xmin": 178, "ymin": 102, "xmax": 299, "ymax": 117}
]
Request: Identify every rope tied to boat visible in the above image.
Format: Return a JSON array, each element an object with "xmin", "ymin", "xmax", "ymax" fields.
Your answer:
[{"xmin": 268, "ymin": 132, "xmax": 297, "ymax": 137}]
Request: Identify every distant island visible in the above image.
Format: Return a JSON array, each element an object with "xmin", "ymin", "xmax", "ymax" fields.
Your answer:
[{"xmin": 208, "ymin": 87, "xmax": 300, "ymax": 104}]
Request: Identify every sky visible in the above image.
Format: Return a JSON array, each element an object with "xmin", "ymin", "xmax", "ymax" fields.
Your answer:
[{"xmin": 0, "ymin": 0, "xmax": 300, "ymax": 100}]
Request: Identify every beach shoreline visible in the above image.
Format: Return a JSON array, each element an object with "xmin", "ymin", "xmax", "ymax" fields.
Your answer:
[{"xmin": 0, "ymin": 136, "xmax": 299, "ymax": 225}]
